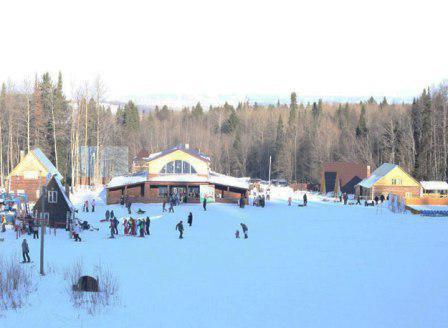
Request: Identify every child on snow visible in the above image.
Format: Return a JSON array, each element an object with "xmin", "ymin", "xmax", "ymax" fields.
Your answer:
[{"xmin": 235, "ymin": 230, "xmax": 240, "ymax": 239}]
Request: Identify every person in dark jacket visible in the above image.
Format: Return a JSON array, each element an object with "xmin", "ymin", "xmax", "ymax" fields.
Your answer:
[
  {"xmin": 110, "ymin": 210, "xmax": 115, "ymax": 219},
  {"xmin": 105, "ymin": 210, "xmax": 110, "ymax": 221},
  {"xmin": 145, "ymin": 217, "xmax": 150, "ymax": 235},
  {"xmin": 22, "ymin": 239, "xmax": 30, "ymax": 263},
  {"xmin": 240, "ymin": 223, "xmax": 248, "ymax": 239},
  {"xmin": 356, "ymin": 195, "xmax": 361, "ymax": 205},
  {"xmin": 203, "ymin": 198, "xmax": 207, "ymax": 211},
  {"xmin": 175, "ymin": 220, "xmax": 184, "ymax": 239},
  {"xmin": 33, "ymin": 224, "xmax": 39, "ymax": 239},
  {"xmin": 187, "ymin": 212, "xmax": 193, "ymax": 227},
  {"xmin": 380, "ymin": 194, "xmax": 385, "ymax": 203},
  {"xmin": 162, "ymin": 199, "xmax": 167, "ymax": 212},
  {"xmin": 113, "ymin": 217, "xmax": 119, "ymax": 234},
  {"xmin": 169, "ymin": 201, "xmax": 174, "ymax": 213},
  {"xmin": 303, "ymin": 193, "xmax": 308, "ymax": 206},
  {"xmin": 374, "ymin": 195, "xmax": 379, "ymax": 205}
]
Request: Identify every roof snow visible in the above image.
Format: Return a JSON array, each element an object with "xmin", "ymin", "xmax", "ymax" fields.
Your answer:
[
  {"xmin": 107, "ymin": 175, "xmax": 148, "ymax": 188},
  {"xmin": 32, "ymin": 148, "xmax": 63, "ymax": 180},
  {"xmin": 209, "ymin": 171, "xmax": 250, "ymax": 190},
  {"xmin": 357, "ymin": 163, "xmax": 397, "ymax": 189},
  {"xmin": 53, "ymin": 176, "xmax": 74, "ymax": 210},
  {"xmin": 144, "ymin": 144, "xmax": 211, "ymax": 162},
  {"xmin": 421, "ymin": 181, "xmax": 448, "ymax": 191}
]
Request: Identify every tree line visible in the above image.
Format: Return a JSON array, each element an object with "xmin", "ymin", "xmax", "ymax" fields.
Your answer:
[{"xmin": 0, "ymin": 72, "xmax": 447, "ymax": 187}]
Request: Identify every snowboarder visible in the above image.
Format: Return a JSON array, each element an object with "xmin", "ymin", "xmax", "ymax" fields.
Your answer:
[
  {"xmin": 240, "ymin": 223, "xmax": 248, "ymax": 239},
  {"xmin": 303, "ymin": 193, "xmax": 308, "ymax": 206},
  {"xmin": 187, "ymin": 212, "xmax": 193, "ymax": 227},
  {"xmin": 203, "ymin": 198, "xmax": 207, "ymax": 211},
  {"xmin": 175, "ymin": 220, "xmax": 184, "ymax": 239},
  {"xmin": 22, "ymin": 239, "xmax": 30, "ymax": 263},
  {"xmin": 145, "ymin": 217, "xmax": 150, "ymax": 235},
  {"xmin": 235, "ymin": 230, "xmax": 240, "ymax": 239},
  {"xmin": 91, "ymin": 199, "xmax": 95, "ymax": 212},
  {"xmin": 105, "ymin": 210, "xmax": 110, "ymax": 221}
]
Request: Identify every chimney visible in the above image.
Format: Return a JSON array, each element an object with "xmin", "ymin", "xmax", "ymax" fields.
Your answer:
[
  {"xmin": 20, "ymin": 150, "xmax": 25, "ymax": 161},
  {"xmin": 185, "ymin": 143, "xmax": 189, "ymax": 150}
]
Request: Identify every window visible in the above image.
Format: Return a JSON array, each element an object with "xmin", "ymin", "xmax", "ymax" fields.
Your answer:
[
  {"xmin": 391, "ymin": 178, "xmax": 402, "ymax": 186},
  {"xmin": 160, "ymin": 161, "xmax": 197, "ymax": 174},
  {"xmin": 48, "ymin": 190, "xmax": 58, "ymax": 203},
  {"xmin": 158, "ymin": 186, "xmax": 168, "ymax": 197}
]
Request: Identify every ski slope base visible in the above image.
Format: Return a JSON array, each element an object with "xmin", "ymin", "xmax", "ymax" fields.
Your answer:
[{"xmin": 1, "ymin": 199, "xmax": 448, "ymax": 328}]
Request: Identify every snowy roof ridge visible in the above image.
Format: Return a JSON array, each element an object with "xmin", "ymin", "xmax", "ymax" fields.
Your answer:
[
  {"xmin": 144, "ymin": 144, "xmax": 211, "ymax": 162},
  {"xmin": 32, "ymin": 148, "xmax": 63, "ymax": 180},
  {"xmin": 420, "ymin": 181, "xmax": 448, "ymax": 190},
  {"xmin": 53, "ymin": 175, "xmax": 74, "ymax": 210},
  {"xmin": 357, "ymin": 163, "xmax": 397, "ymax": 188}
]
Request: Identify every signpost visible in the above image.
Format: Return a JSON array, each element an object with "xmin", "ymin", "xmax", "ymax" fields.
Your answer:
[{"xmin": 39, "ymin": 185, "xmax": 47, "ymax": 276}]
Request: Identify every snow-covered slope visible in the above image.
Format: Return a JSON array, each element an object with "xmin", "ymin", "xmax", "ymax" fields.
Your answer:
[{"xmin": 1, "ymin": 197, "xmax": 448, "ymax": 327}]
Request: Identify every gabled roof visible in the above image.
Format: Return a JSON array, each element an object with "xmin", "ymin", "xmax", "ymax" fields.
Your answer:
[
  {"xmin": 52, "ymin": 175, "xmax": 74, "ymax": 210},
  {"xmin": 32, "ymin": 148, "xmax": 63, "ymax": 180},
  {"xmin": 144, "ymin": 144, "xmax": 211, "ymax": 163},
  {"xmin": 357, "ymin": 163, "xmax": 397, "ymax": 188}
]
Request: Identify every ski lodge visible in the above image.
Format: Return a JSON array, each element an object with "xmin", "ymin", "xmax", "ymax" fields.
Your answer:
[
  {"xmin": 106, "ymin": 144, "xmax": 249, "ymax": 205},
  {"xmin": 6, "ymin": 148, "xmax": 63, "ymax": 203},
  {"xmin": 355, "ymin": 163, "xmax": 421, "ymax": 199}
]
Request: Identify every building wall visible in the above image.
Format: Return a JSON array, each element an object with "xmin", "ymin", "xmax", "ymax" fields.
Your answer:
[
  {"xmin": 147, "ymin": 150, "xmax": 209, "ymax": 176},
  {"xmin": 373, "ymin": 185, "xmax": 421, "ymax": 198},
  {"xmin": 9, "ymin": 176, "xmax": 48, "ymax": 203},
  {"xmin": 375, "ymin": 167, "xmax": 420, "ymax": 188}
]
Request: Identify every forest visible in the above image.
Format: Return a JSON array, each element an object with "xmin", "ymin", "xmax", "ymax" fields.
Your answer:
[{"xmin": 0, "ymin": 72, "xmax": 447, "ymax": 186}]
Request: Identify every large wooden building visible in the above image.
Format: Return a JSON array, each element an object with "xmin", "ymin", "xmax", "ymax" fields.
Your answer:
[
  {"xmin": 106, "ymin": 144, "xmax": 249, "ymax": 204},
  {"xmin": 355, "ymin": 163, "xmax": 421, "ymax": 199},
  {"xmin": 321, "ymin": 162, "xmax": 370, "ymax": 195},
  {"xmin": 6, "ymin": 148, "xmax": 63, "ymax": 203}
]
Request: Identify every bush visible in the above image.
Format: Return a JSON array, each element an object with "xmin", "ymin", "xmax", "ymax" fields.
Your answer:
[{"xmin": 0, "ymin": 256, "xmax": 34, "ymax": 312}]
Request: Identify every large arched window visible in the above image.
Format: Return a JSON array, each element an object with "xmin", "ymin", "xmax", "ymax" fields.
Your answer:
[{"xmin": 160, "ymin": 160, "xmax": 197, "ymax": 174}]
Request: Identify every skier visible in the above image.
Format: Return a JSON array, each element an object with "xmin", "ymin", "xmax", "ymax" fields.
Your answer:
[
  {"xmin": 145, "ymin": 217, "xmax": 150, "ymax": 235},
  {"xmin": 187, "ymin": 212, "xmax": 193, "ymax": 227},
  {"xmin": 73, "ymin": 224, "xmax": 82, "ymax": 242},
  {"xmin": 303, "ymin": 193, "xmax": 308, "ymax": 206},
  {"xmin": 91, "ymin": 199, "xmax": 95, "ymax": 212},
  {"xmin": 84, "ymin": 200, "xmax": 89, "ymax": 212},
  {"xmin": 105, "ymin": 210, "xmax": 110, "ymax": 221},
  {"xmin": 22, "ymin": 238, "xmax": 31, "ymax": 263},
  {"xmin": 203, "ymin": 197, "xmax": 207, "ymax": 211},
  {"xmin": 175, "ymin": 220, "xmax": 184, "ymax": 239},
  {"xmin": 235, "ymin": 230, "xmax": 240, "ymax": 239},
  {"xmin": 240, "ymin": 223, "xmax": 248, "ymax": 239}
]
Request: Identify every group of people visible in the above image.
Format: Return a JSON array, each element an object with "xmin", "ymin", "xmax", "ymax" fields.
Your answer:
[
  {"xmin": 235, "ymin": 223, "xmax": 249, "ymax": 239},
  {"xmin": 121, "ymin": 217, "xmax": 151, "ymax": 238},
  {"xmin": 83, "ymin": 199, "xmax": 96, "ymax": 212},
  {"xmin": 287, "ymin": 193, "xmax": 308, "ymax": 206},
  {"xmin": 253, "ymin": 195, "xmax": 266, "ymax": 207}
]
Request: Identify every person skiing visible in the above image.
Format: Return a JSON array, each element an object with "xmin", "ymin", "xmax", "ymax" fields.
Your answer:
[
  {"xmin": 240, "ymin": 223, "xmax": 248, "ymax": 239},
  {"xmin": 22, "ymin": 238, "xmax": 30, "ymax": 263},
  {"xmin": 105, "ymin": 209, "xmax": 110, "ymax": 221},
  {"xmin": 175, "ymin": 220, "xmax": 184, "ymax": 239},
  {"xmin": 145, "ymin": 217, "xmax": 150, "ymax": 235},
  {"xmin": 203, "ymin": 197, "xmax": 207, "ymax": 211},
  {"xmin": 91, "ymin": 199, "xmax": 95, "ymax": 212},
  {"xmin": 235, "ymin": 230, "xmax": 240, "ymax": 239},
  {"xmin": 187, "ymin": 212, "xmax": 193, "ymax": 227},
  {"xmin": 303, "ymin": 193, "xmax": 308, "ymax": 206}
]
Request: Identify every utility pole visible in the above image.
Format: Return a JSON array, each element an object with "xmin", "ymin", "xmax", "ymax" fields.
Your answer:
[
  {"xmin": 40, "ymin": 185, "xmax": 46, "ymax": 276},
  {"xmin": 268, "ymin": 155, "xmax": 272, "ymax": 184}
]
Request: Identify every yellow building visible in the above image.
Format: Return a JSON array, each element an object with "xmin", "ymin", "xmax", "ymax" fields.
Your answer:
[{"xmin": 355, "ymin": 163, "xmax": 421, "ymax": 199}]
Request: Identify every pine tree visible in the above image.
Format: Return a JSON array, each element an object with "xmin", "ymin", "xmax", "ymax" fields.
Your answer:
[
  {"xmin": 356, "ymin": 103, "xmax": 368, "ymax": 137},
  {"xmin": 123, "ymin": 101, "xmax": 140, "ymax": 131},
  {"xmin": 288, "ymin": 92, "xmax": 298, "ymax": 125},
  {"xmin": 221, "ymin": 109, "xmax": 239, "ymax": 134},
  {"xmin": 191, "ymin": 102, "xmax": 203, "ymax": 117}
]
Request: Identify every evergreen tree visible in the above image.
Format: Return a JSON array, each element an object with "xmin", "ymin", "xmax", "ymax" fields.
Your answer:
[
  {"xmin": 288, "ymin": 92, "xmax": 298, "ymax": 125},
  {"xmin": 221, "ymin": 109, "xmax": 239, "ymax": 134},
  {"xmin": 355, "ymin": 103, "xmax": 368, "ymax": 137},
  {"xmin": 123, "ymin": 101, "xmax": 140, "ymax": 131},
  {"xmin": 191, "ymin": 102, "xmax": 203, "ymax": 117}
]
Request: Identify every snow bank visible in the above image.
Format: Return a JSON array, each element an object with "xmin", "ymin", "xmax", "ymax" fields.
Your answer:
[{"xmin": 70, "ymin": 186, "xmax": 106, "ymax": 205}]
